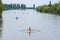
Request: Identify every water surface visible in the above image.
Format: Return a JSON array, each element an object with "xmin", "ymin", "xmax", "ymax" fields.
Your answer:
[{"xmin": 2, "ymin": 9, "xmax": 60, "ymax": 40}]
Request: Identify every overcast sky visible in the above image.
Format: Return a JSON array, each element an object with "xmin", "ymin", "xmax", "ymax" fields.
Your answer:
[{"xmin": 2, "ymin": 0, "xmax": 60, "ymax": 7}]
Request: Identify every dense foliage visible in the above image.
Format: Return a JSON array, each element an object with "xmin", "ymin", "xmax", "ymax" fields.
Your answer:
[
  {"xmin": 36, "ymin": 2, "xmax": 60, "ymax": 14},
  {"xmin": 0, "ymin": 0, "xmax": 3, "ymax": 18}
]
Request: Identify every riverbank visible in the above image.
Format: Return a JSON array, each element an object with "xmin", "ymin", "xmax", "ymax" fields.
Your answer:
[
  {"xmin": 36, "ymin": 1, "xmax": 60, "ymax": 15},
  {"xmin": 0, "ymin": 18, "xmax": 2, "ymax": 31},
  {"xmin": 0, "ymin": 27, "xmax": 2, "ymax": 31},
  {"xmin": 0, "ymin": 27, "xmax": 2, "ymax": 40},
  {"xmin": 0, "ymin": 18, "xmax": 2, "ymax": 40}
]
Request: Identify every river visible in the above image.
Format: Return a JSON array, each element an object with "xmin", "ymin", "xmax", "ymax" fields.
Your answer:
[{"xmin": 1, "ymin": 9, "xmax": 60, "ymax": 40}]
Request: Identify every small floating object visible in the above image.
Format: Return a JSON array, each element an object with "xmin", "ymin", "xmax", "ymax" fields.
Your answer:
[{"xmin": 16, "ymin": 17, "xmax": 18, "ymax": 19}]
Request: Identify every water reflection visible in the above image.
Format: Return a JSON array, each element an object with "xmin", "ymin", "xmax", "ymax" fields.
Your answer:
[{"xmin": 28, "ymin": 31, "xmax": 31, "ymax": 36}]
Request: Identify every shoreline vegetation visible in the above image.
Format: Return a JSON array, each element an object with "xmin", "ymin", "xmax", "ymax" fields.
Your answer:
[
  {"xmin": 0, "ymin": 0, "xmax": 3, "ymax": 31},
  {"xmin": 36, "ymin": 1, "xmax": 60, "ymax": 15}
]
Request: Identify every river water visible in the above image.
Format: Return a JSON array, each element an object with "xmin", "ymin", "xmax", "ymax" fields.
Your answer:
[{"xmin": 1, "ymin": 9, "xmax": 60, "ymax": 40}]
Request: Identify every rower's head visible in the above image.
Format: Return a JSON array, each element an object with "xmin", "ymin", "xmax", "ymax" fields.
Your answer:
[{"xmin": 29, "ymin": 27, "xmax": 31, "ymax": 29}]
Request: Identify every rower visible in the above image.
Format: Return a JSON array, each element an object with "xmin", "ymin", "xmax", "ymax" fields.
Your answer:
[
  {"xmin": 27, "ymin": 27, "xmax": 31, "ymax": 32},
  {"xmin": 27, "ymin": 27, "xmax": 31, "ymax": 36}
]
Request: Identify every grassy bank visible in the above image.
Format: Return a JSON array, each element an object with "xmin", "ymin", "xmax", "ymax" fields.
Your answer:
[{"xmin": 36, "ymin": 1, "xmax": 60, "ymax": 15}]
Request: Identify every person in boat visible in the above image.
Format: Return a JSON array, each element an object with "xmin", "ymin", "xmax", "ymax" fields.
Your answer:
[
  {"xmin": 27, "ymin": 27, "xmax": 32, "ymax": 36},
  {"xmin": 27, "ymin": 27, "xmax": 31, "ymax": 32}
]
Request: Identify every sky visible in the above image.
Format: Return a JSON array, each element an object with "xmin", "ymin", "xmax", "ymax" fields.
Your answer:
[{"xmin": 2, "ymin": 0, "xmax": 60, "ymax": 7}]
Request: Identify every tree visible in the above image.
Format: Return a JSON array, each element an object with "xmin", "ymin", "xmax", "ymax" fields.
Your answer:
[
  {"xmin": 0, "ymin": 0, "xmax": 3, "ymax": 18},
  {"xmin": 52, "ymin": 3, "xmax": 59, "ymax": 13},
  {"xmin": 36, "ymin": 6, "xmax": 42, "ymax": 12},
  {"xmin": 57, "ymin": 5, "xmax": 60, "ymax": 14}
]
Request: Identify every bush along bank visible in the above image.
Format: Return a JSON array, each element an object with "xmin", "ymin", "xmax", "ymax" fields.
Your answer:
[
  {"xmin": 0, "ymin": 0, "xmax": 3, "ymax": 18},
  {"xmin": 36, "ymin": 1, "xmax": 60, "ymax": 15}
]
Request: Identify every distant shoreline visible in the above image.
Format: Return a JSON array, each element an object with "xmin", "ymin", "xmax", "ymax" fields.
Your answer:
[{"xmin": 36, "ymin": 1, "xmax": 60, "ymax": 15}]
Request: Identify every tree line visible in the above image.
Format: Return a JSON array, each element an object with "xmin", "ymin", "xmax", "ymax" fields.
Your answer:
[{"xmin": 36, "ymin": 1, "xmax": 60, "ymax": 15}]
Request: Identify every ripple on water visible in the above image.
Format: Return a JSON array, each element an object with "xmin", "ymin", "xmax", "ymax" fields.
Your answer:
[{"xmin": 20, "ymin": 29, "xmax": 40, "ymax": 33}]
